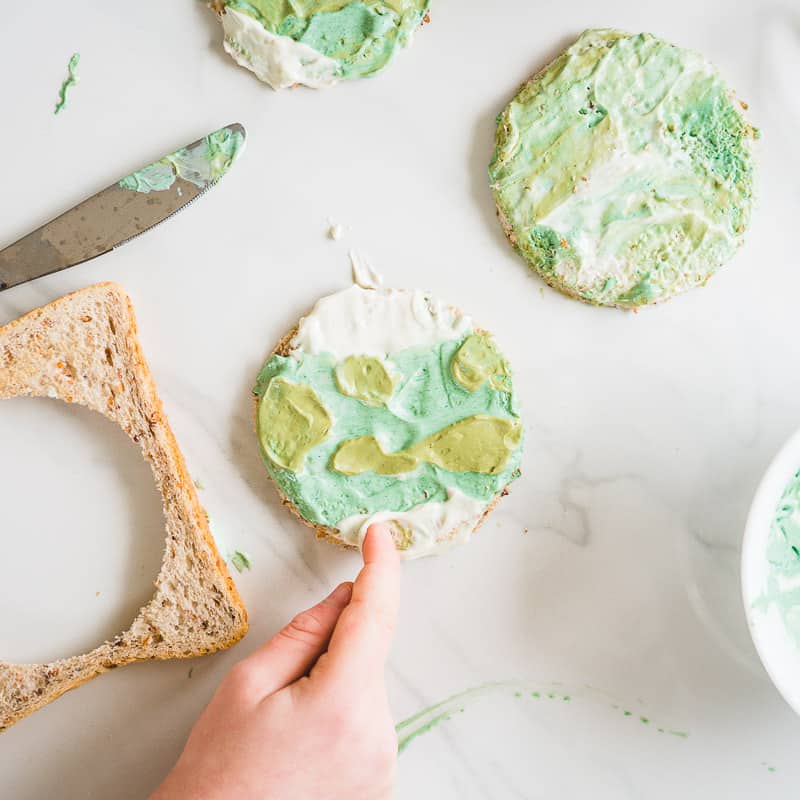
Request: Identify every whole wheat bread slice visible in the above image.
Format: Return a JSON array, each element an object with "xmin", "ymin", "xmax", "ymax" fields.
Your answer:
[{"xmin": 0, "ymin": 283, "xmax": 248, "ymax": 732}]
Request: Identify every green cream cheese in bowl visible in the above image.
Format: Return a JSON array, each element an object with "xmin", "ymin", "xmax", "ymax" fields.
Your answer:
[{"xmin": 743, "ymin": 427, "xmax": 800, "ymax": 716}]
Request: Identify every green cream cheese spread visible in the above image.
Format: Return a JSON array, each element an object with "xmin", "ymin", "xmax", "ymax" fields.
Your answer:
[
  {"xmin": 489, "ymin": 29, "xmax": 758, "ymax": 308},
  {"xmin": 220, "ymin": 0, "xmax": 428, "ymax": 80},
  {"xmin": 254, "ymin": 335, "xmax": 523, "ymax": 531}
]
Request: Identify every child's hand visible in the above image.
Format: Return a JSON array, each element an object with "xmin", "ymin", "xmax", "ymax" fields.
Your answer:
[{"xmin": 151, "ymin": 524, "xmax": 401, "ymax": 800}]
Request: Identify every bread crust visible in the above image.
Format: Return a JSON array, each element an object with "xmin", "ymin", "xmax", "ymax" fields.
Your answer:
[
  {"xmin": 254, "ymin": 319, "xmax": 513, "ymax": 554},
  {"xmin": 0, "ymin": 283, "xmax": 248, "ymax": 732}
]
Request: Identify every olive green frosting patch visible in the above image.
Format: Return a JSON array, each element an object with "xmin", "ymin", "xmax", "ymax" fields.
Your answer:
[
  {"xmin": 222, "ymin": 0, "xmax": 428, "ymax": 79},
  {"xmin": 489, "ymin": 28, "xmax": 758, "ymax": 308},
  {"xmin": 414, "ymin": 415, "xmax": 522, "ymax": 474},
  {"xmin": 253, "ymin": 336, "xmax": 523, "ymax": 529},
  {"xmin": 334, "ymin": 435, "xmax": 419, "ymax": 475},
  {"xmin": 335, "ymin": 355, "xmax": 395, "ymax": 406},
  {"xmin": 258, "ymin": 377, "xmax": 333, "ymax": 472},
  {"xmin": 333, "ymin": 416, "xmax": 522, "ymax": 477},
  {"xmin": 451, "ymin": 334, "xmax": 511, "ymax": 392}
]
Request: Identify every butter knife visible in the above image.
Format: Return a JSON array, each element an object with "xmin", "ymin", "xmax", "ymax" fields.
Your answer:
[{"xmin": 0, "ymin": 123, "xmax": 246, "ymax": 291}]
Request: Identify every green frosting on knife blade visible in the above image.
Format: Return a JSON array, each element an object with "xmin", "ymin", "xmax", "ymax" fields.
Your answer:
[{"xmin": 119, "ymin": 126, "xmax": 245, "ymax": 194}]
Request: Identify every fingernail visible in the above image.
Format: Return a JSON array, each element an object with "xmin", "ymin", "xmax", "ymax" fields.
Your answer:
[
  {"xmin": 365, "ymin": 522, "xmax": 393, "ymax": 541},
  {"xmin": 325, "ymin": 582, "xmax": 353, "ymax": 607}
]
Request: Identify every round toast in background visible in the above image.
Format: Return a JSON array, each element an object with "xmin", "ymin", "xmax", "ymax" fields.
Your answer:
[
  {"xmin": 489, "ymin": 28, "xmax": 759, "ymax": 309},
  {"xmin": 211, "ymin": 0, "xmax": 431, "ymax": 90},
  {"xmin": 252, "ymin": 283, "xmax": 524, "ymax": 559}
]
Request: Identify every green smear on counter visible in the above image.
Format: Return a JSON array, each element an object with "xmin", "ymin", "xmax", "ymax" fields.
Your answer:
[
  {"xmin": 396, "ymin": 682, "xmax": 690, "ymax": 754},
  {"xmin": 54, "ymin": 53, "xmax": 80, "ymax": 115},
  {"xmin": 397, "ymin": 708, "xmax": 465, "ymax": 754},
  {"xmin": 119, "ymin": 126, "xmax": 245, "ymax": 193},
  {"xmin": 230, "ymin": 550, "xmax": 252, "ymax": 572}
]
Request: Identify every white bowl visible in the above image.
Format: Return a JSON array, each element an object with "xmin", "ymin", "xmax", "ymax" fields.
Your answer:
[{"xmin": 742, "ymin": 426, "xmax": 800, "ymax": 715}]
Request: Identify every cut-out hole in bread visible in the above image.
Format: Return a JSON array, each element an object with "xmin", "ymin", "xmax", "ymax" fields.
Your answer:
[
  {"xmin": 0, "ymin": 283, "xmax": 248, "ymax": 732},
  {"xmin": 0, "ymin": 397, "xmax": 166, "ymax": 663}
]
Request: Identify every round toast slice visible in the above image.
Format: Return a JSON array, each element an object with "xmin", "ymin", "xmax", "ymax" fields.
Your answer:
[{"xmin": 252, "ymin": 285, "xmax": 524, "ymax": 559}]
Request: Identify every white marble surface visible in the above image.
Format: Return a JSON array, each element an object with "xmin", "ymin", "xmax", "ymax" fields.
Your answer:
[{"xmin": 1, "ymin": 1, "xmax": 799, "ymax": 797}]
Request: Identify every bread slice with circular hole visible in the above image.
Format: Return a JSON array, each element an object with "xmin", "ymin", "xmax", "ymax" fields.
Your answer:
[{"xmin": 0, "ymin": 283, "xmax": 248, "ymax": 732}]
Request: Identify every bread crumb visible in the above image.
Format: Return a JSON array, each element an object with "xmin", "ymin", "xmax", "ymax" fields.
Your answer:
[
  {"xmin": 193, "ymin": 477, "xmax": 205, "ymax": 490},
  {"xmin": 328, "ymin": 222, "xmax": 344, "ymax": 241}
]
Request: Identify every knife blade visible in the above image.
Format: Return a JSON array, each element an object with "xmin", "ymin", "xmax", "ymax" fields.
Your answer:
[{"xmin": 0, "ymin": 123, "xmax": 246, "ymax": 291}]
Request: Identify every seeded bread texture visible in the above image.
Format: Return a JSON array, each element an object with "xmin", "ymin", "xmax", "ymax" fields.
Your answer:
[
  {"xmin": 254, "ymin": 321, "xmax": 512, "ymax": 554},
  {"xmin": 0, "ymin": 283, "xmax": 248, "ymax": 732}
]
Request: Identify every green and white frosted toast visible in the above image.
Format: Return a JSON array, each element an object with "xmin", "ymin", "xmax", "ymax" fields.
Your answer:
[
  {"xmin": 490, "ymin": 29, "xmax": 759, "ymax": 308},
  {"xmin": 253, "ymin": 279, "xmax": 524, "ymax": 559}
]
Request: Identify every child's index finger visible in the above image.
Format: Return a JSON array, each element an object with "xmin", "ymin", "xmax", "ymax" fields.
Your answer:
[{"xmin": 319, "ymin": 523, "xmax": 401, "ymax": 686}]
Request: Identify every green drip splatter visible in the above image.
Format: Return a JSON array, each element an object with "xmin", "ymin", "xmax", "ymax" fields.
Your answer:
[
  {"xmin": 395, "ymin": 682, "xmax": 690, "ymax": 755},
  {"xmin": 396, "ymin": 708, "xmax": 464, "ymax": 754},
  {"xmin": 54, "ymin": 53, "xmax": 80, "ymax": 115}
]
